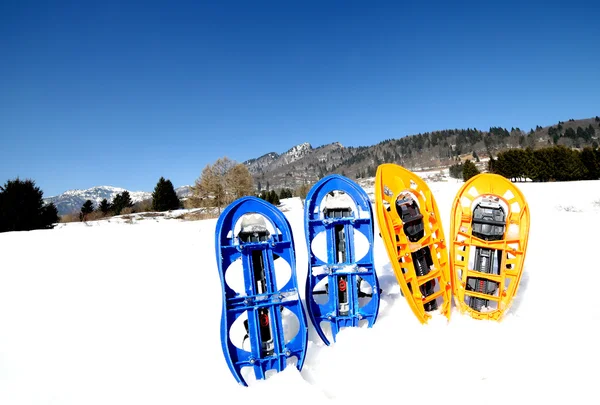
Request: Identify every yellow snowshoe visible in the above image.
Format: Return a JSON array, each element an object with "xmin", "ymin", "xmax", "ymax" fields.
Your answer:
[
  {"xmin": 375, "ymin": 163, "xmax": 452, "ymax": 323},
  {"xmin": 450, "ymin": 173, "xmax": 530, "ymax": 320}
]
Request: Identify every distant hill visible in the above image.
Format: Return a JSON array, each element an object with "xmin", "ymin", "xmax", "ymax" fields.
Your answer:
[
  {"xmin": 44, "ymin": 186, "xmax": 152, "ymax": 216},
  {"xmin": 45, "ymin": 185, "xmax": 195, "ymax": 216},
  {"xmin": 175, "ymin": 185, "xmax": 192, "ymax": 199},
  {"xmin": 243, "ymin": 116, "xmax": 599, "ymax": 191}
]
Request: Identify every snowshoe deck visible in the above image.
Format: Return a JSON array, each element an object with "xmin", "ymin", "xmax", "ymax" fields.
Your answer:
[
  {"xmin": 450, "ymin": 173, "xmax": 530, "ymax": 320},
  {"xmin": 304, "ymin": 174, "xmax": 379, "ymax": 345},
  {"xmin": 374, "ymin": 164, "xmax": 452, "ymax": 323},
  {"xmin": 215, "ymin": 196, "xmax": 308, "ymax": 385}
]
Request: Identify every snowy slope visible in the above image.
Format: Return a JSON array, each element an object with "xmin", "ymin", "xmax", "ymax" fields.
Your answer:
[{"xmin": 1, "ymin": 179, "xmax": 600, "ymax": 404}]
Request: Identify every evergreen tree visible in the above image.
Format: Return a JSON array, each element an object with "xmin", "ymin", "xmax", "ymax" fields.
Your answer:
[
  {"xmin": 551, "ymin": 146, "xmax": 583, "ymax": 181},
  {"xmin": 587, "ymin": 124, "xmax": 596, "ymax": 140},
  {"xmin": 279, "ymin": 188, "xmax": 293, "ymax": 199},
  {"xmin": 580, "ymin": 147, "xmax": 600, "ymax": 180},
  {"xmin": 112, "ymin": 191, "xmax": 134, "ymax": 215},
  {"xmin": 462, "ymin": 160, "xmax": 480, "ymax": 181},
  {"xmin": 531, "ymin": 148, "xmax": 554, "ymax": 182},
  {"xmin": 268, "ymin": 190, "xmax": 280, "ymax": 205},
  {"xmin": 0, "ymin": 178, "xmax": 59, "ymax": 232},
  {"xmin": 151, "ymin": 177, "xmax": 180, "ymax": 212},
  {"xmin": 449, "ymin": 162, "xmax": 464, "ymax": 179},
  {"xmin": 495, "ymin": 149, "xmax": 530, "ymax": 180},
  {"xmin": 98, "ymin": 198, "xmax": 112, "ymax": 216},
  {"xmin": 80, "ymin": 200, "xmax": 94, "ymax": 221}
]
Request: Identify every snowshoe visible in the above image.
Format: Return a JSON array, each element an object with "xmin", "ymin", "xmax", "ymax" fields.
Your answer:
[
  {"xmin": 304, "ymin": 174, "xmax": 380, "ymax": 345},
  {"xmin": 450, "ymin": 173, "xmax": 530, "ymax": 320},
  {"xmin": 215, "ymin": 196, "xmax": 308, "ymax": 385},
  {"xmin": 374, "ymin": 164, "xmax": 452, "ymax": 323}
]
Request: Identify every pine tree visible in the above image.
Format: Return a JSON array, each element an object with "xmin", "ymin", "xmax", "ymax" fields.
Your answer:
[
  {"xmin": 587, "ymin": 124, "xmax": 596, "ymax": 140},
  {"xmin": 80, "ymin": 200, "xmax": 94, "ymax": 221},
  {"xmin": 462, "ymin": 160, "xmax": 480, "ymax": 181},
  {"xmin": 98, "ymin": 198, "xmax": 112, "ymax": 216},
  {"xmin": 268, "ymin": 190, "xmax": 280, "ymax": 205},
  {"xmin": 279, "ymin": 188, "xmax": 293, "ymax": 199},
  {"xmin": 580, "ymin": 147, "xmax": 599, "ymax": 180},
  {"xmin": 0, "ymin": 178, "xmax": 59, "ymax": 232},
  {"xmin": 151, "ymin": 177, "xmax": 180, "ymax": 212},
  {"xmin": 112, "ymin": 191, "xmax": 134, "ymax": 215},
  {"xmin": 449, "ymin": 162, "xmax": 464, "ymax": 179}
]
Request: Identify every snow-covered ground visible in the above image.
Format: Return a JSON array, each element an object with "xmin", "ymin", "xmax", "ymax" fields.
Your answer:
[{"xmin": 1, "ymin": 178, "xmax": 600, "ymax": 404}]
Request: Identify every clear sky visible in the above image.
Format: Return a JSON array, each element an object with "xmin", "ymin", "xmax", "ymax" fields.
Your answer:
[{"xmin": 1, "ymin": 1, "xmax": 599, "ymax": 197}]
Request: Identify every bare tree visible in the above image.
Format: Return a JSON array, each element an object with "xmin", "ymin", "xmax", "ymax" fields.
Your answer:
[
  {"xmin": 190, "ymin": 157, "xmax": 254, "ymax": 213},
  {"xmin": 226, "ymin": 163, "xmax": 254, "ymax": 201}
]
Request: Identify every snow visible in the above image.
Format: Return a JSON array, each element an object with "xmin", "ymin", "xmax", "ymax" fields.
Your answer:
[
  {"xmin": 1, "ymin": 178, "xmax": 600, "ymax": 404},
  {"xmin": 52, "ymin": 185, "xmax": 151, "ymax": 203},
  {"xmin": 282, "ymin": 142, "xmax": 312, "ymax": 164}
]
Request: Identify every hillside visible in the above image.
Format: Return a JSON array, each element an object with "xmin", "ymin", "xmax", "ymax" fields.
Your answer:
[{"xmin": 244, "ymin": 116, "xmax": 600, "ymax": 191}]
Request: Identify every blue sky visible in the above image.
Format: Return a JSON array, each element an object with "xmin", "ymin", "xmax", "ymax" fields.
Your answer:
[{"xmin": 1, "ymin": 1, "xmax": 599, "ymax": 197}]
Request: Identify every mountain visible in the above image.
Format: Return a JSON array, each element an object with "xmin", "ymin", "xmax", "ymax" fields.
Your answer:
[
  {"xmin": 244, "ymin": 116, "xmax": 600, "ymax": 191},
  {"xmin": 44, "ymin": 186, "xmax": 152, "ymax": 216},
  {"xmin": 244, "ymin": 141, "xmax": 346, "ymax": 191},
  {"xmin": 175, "ymin": 185, "xmax": 193, "ymax": 199}
]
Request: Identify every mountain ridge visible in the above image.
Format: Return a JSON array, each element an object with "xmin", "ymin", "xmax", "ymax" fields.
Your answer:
[
  {"xmin": 243, "ymin": 116, "xmax": 599, "ymax": 191},
  {"xmin": 44, "ymin": 185, "xmax": 193, "ymax": 216}
]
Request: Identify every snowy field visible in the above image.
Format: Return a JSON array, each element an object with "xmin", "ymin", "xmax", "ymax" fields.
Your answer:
[{"xmin": 1, "ymin": 178, "xmax": 600, "ymax": 404}]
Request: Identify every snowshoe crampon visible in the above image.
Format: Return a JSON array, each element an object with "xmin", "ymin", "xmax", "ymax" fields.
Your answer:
[
  {"xmin": 215, "ymin": 196, "xmax": 308, "ymax": 386},
  {"xmin": 304, "ymin": 174, "xmax": 379, "ymax": 345},
  {"xmin": 374, "ymin": 164, "xmax": 452, "ymax": 323},
  {"xmin": 450, "ymin": 173, "xmax": 530, "ymax": 320}
]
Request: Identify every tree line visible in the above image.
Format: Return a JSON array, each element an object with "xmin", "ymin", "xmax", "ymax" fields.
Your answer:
[
  {"xmin": 5, "ymin": 141, "xmax": 598, "ymax": 233},
  {"xmin": 1, "ymin": 156, "xmax": 299, "ymax": 233},
  {"xmin": 489, "ymin": 145, "xmax": 600, "ymax": 181},
  {"xmin": 79, "ymin": 177, "xmax": 182, "ymax": 221}
]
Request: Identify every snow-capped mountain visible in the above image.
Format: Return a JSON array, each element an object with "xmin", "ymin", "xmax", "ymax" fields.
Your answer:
[
  {"xmin": 175, "ymin": 185, "xmax": 193, "ymax": 198},
  {"xmin": 44, "ymin": 186, "xmax": 152, "ymax": 216},
  {"xmin": 280, "ymin": 142, "xmax": 312, "ymax": 164}
]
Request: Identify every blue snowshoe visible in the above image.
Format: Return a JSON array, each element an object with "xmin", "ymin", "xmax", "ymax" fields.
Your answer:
[
  {"xmin": 215, "ymin": 196, "xmax": 308, "ymax": 386},
  {"xmin": 304, "ymin": 175, "xmax": 380, "ymax": 345}
]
